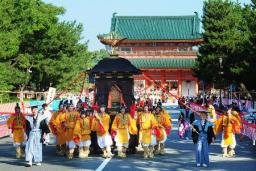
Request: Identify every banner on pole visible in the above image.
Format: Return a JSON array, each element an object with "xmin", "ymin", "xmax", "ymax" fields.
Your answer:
[{"xmin": 46, "ymin": 87, "xmax": 56, "ymax": 105}]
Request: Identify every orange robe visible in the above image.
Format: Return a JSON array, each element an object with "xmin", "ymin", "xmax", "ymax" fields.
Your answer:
[
  {"xmin": 7, "ymin": 114, "xmax": 26, "ymax": 144},
  {"xmin": 50, "ymin": 111, "xmax": 66, "ymax": 145},
  {"xmin": 215, "ymin": 114, "xmax": 241, "ymax": 146},
  {"xmin": 49, "ymin": 111, "xmax": 59, "ymax": 134},
  {"xmin": 162, "ymin": 109, "xmax": 172, "ymax": 126},
  {"xmin": 111, "ymin": 113, "xmax": 137, "ymax": 144},
  {"xmin": 155, "ymin": 110, "xmax": 172, "ymax": 142}
]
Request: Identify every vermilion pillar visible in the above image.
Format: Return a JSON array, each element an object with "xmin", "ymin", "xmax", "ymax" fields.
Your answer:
[
  {"xmin": 178, "ymin": 80, "xmax": 182, "ymax": 97},
  {"xmin": 145, "ymin": 79, "xmax": 151, "ymax": 88}
]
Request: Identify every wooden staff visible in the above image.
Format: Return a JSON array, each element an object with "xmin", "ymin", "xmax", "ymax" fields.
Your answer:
[{"xmin": 190, "ymin": 124, "xmax": 200, "ymax": 135}]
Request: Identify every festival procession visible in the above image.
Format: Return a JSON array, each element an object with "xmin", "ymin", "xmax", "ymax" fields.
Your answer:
[{"xmin": 0, "ymin": 0, "xmax": 256, "ymax": 171}]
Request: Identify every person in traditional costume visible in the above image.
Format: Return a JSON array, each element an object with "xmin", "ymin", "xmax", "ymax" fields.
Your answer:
[
  {"xmin": 207, "ymin": 101, "xmax": 216, "ymax": 122},
  {"xmin": 192, "ymin": 111, "xmax": 215, "ymax": 167},
  {"xmin": 25, "ymin": 105, "xmax": 50, "ymax": 167},
  {"xmin": 73, "ymin": 110, "xmax": 92, "ymax": 158},
  {"xmin": 214, "ymin": 106, "xmax": 241, "ymax": 157},
  {"xmin": 90, "ymin": 104, "xmax": 101, "ymax": 154},
  {"xmin": 53, "ymin": 104, "xmax": 68, "ymax": 156},
  {"xmin": 40, "ymin": 104, "xmax": 52, "ymax": 145},
  {"xmin": 111, "ymin": 106, "xmax": 137, "ymax": 158},
  {"xmin": 137, "ymin": 105, "xmax": 158, "ymax": 159},
  {"xmin": 49, "ymin": 104, "xmax": 66, "ymax": 156},
  {"xmin": 7, "ymin": 104, "xmax": 26, "ymax": 158},
  {"xmin": 64, "ymin": 104, "xmax": 80, "ymax": 159},
  {"xmin": 41, "ymin": 104, "xmax": 52, "ymax": 123},
  {"xmin": 154, "ymin": 106, "xmax": 172, "ymax": 155},
  {"xmin": 91, "ymin": 105, "xmax": 113, "ymax": 158},
  {"xmin": 128, "ymin": 99, "xmax": 138, "ymax": 154}
]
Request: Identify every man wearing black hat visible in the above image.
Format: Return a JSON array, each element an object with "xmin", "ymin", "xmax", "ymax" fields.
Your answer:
[
  {"xmin": 73, "ymin": 110, "xmax": 92, "ymax": 158},
  {"xmin": 7, "ymin": 104, "xmax": 26, "ymax": 158},
  {"xmin": 154, "ymin": 106, "xmax": 172, "ymax": 155},
  {"xmin": 137, "ymin": 105, "xmax": 158, "ymax": 159},
  {"xmin": 91, "ymin": 105, "xmax": 113, "ymax": 158},
  {"xmin": 49, "ymin": 104, "xmax": 66, "ymax": 156},
  {"xmin": 215, "ymin": 106, "xmax": 241, "ymax": 157},
  {"xmin": 64, "ymin": 104, "xmax": 80, "ymax": 159},
  {"xmin": 25, "ymin": 105, "xmax": 50, "ymax": 167},
  {"xmin": 192, "ymin": 110, "xmax": 215, "ymax": 167},
  {"xmin": 111, "ymin": 106, "xmax": 137, "ymax": 158}
]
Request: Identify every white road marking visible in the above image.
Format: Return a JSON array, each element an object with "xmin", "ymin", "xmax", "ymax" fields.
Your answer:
[
  {"xmin": 172, "ymin": 118, "xmax": 178, "ymax": 122},
  {"xmin": 95, "ymin": 158, "xmax": 112, "ymax": 171}
]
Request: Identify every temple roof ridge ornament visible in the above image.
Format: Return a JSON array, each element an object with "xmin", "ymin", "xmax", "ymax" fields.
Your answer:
[{"xmin": 97, "ymin": 31, "xmax": 127, "ymax": 57}]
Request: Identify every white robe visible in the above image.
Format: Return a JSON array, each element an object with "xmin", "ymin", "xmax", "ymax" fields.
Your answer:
[{"xmin": 25, "ymin": 114, "xmax": 48, "ymax": 163}]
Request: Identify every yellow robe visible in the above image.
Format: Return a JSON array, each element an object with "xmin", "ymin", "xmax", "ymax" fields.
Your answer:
[
  {"xmin": 7, "ymin": 114, "xmax": 26, "ymax": 143},
  {"xmin": 137, "ymin": 112, "xmax": 158, "ymax": 145},
  {"xmin": 111, "ymin": 113, "xmax": 137, "ymax": 144},
  {"xmin": 64, "ymin": 111, "xmax": 80, "ymax": 142},
  {"xmin": 215, "ymin": 114, "xmax": 241, "ymax": 145},
  {"xmin": 91, "ymin": 113, "xmax": 110, "ymax": 136},
  {"xmin": 73, "ymin": 116, "xmax": 91, "ymax": 142},
  {"xmin": 154, "ymin": 111, "xmax": 172, "ymax": 142}
]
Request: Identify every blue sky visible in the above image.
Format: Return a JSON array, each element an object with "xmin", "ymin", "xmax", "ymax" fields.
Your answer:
[{"xmin": 43, "ymin": 0, "xmax": 252, "ymax": 51}]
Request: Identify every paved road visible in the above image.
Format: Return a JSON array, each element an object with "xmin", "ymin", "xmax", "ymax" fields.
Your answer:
[{"xmin": 0, "ymin": 109, "xmax": 255, "ymax": 171}]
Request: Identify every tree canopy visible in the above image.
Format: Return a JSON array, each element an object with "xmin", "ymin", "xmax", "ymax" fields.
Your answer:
[
  {"xmin": 0, "ymin": 0, "xmax": 106, "ymax": 94},
  {"xmin": 194, "ymin": 0, "xmax": 256, "ymax": 91}
]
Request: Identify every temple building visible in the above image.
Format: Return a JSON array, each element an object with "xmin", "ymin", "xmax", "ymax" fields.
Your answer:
[{"xmin": 99, "ymin": 13, "xmax": 203, "ymax": 97}]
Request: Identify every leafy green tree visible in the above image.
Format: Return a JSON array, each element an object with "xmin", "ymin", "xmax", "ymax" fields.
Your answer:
[
  {"xmin": 194, "ymin": 0, "xmax": 250, "ymax": 89},
  {"xmin": 0, "ymin": 0, "xmax": 94, "ymax": 95},
  {"xmin": 241, "ymin": 0, "xmax": 256, "ymax": 90}
]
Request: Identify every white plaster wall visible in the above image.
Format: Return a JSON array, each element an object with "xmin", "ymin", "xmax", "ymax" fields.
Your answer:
[{"xmin": 181, "ymin": 81, "xmax": 196, "ymax": 97}]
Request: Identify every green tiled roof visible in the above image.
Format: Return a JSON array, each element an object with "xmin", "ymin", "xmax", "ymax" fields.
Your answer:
[
  {"xmin": 110, "ymin": 13, "xmax": 202, "ymax": 40},
  {"xmin": 128, "ymin": 58, "xmax": 196, "ymax": 69}
]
